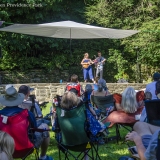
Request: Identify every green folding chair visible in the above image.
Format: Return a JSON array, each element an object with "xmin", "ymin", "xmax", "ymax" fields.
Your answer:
[{"xmin": 55, "ymin": 104, "xmax": 101, "ymax": 160}]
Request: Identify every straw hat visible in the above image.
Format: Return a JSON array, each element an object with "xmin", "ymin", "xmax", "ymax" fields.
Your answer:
[{"xmin": 0, "ymin": 87, "xmax": 24, "ymax": 106}]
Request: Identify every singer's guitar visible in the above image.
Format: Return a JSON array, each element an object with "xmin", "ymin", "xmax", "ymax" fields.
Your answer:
[
  {"xmin": 82, "ymin": 60, "xmax": 95, "ymax": 69},
  {"xmin": 82, "ymin": 63, "xmax": 92, "ymax": 69}
]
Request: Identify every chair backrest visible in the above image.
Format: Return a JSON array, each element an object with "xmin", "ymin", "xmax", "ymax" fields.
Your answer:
[
  {"xmin": 0, "ymin": 109, "xmax": 34, "ymax": 158},
  {"xmin": 56, "ymin": 104, "xmax": 90, "ymax": 146},
  {"xmin": 91, "ymin": 95, "xmax": 114, "ymax": 114},
  {"xmin": 66, "ymin": 83, "xmax": 81, "ymax": 96},
  {"xmin": 145, "ymin": 99, "xmax": 160, "ymax": 126}
]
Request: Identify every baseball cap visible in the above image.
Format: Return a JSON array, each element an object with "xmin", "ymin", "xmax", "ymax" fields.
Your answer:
[
  {"xmin": 18, "ymin": 85, "xmax": 32, "ymax": 95},
  {"xmin": 153, "ymin": 72, "xmax": 160, "ymax": 79}
]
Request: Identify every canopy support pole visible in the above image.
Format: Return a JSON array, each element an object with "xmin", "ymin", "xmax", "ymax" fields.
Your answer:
[{"xmin": 70, "ymin": 28, "xmax": 72, "ymax": 56}]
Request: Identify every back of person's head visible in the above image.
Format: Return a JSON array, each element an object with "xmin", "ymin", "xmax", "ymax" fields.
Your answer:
[
  {"xmin": 61, "ymin": 91, "xmax": 80, "ymax": 109},
  {"xmin": 153, "ymin": 72, "xmax": 160, "ymax": 81},
  {"xmin": 0, "ymin": 131, "xmax": 15, "ymax": 160},
  {"xmin": 156, "ymin": 80, "xmax": 160, "ymax": 99},
  {"xmin": 18, "ymin": 85, "xmax": 30, "ymax": 96},
  {"xmin": 70, "ymin": 74, "xmax": 78, "ymax": 83},
  {"xmin": 121, "ymin": 87, "xmax": 138, "ymax": 113},
  {"xmin": 97, "ymin": 78, "xmax": 107, "ymax": 92},
  {"xmin": 85, "ymin": 84, "xmax": 93, "ymax": 93},
  {"xmin": 145, "ymin": 91, "xmax": 152, "ymax": 100}
]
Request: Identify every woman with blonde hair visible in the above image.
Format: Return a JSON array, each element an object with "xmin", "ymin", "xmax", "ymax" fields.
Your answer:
[
  {"xmin": 81, "ymin": 53, "xmax": 94, "ymax": 83},
  {"xmin": 0, "ymin": 131, "xmax": 15, "ymax": 160}
]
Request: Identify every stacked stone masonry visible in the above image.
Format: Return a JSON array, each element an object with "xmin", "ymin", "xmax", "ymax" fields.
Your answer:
[{"xmin": 0, "ymin": 83, "xmax": 147, "ymax": 104}]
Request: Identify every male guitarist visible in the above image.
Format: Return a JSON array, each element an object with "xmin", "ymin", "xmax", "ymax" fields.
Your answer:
[
  {"xmin": 81, "ymin": 53, "xmax": 94, "ymax": 83},
  {"xmin": 95, "ymin": 51, "xmax": 106, "ymax": 78}
]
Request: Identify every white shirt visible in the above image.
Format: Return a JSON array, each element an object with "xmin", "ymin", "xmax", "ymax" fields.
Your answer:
[{"xmin": 145, "ymin": 81, "xmax": 157, "ymax": 100}]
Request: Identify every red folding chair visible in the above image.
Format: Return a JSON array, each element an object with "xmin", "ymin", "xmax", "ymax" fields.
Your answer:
[{"xmin": 0, "ymin": 109, "xmax": 39, "ymax": 159}]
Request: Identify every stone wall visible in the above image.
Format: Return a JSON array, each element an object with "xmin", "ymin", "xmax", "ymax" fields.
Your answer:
[{"xmin": 0, "ymin": 83, "xmax": 147, "ymax": 103}]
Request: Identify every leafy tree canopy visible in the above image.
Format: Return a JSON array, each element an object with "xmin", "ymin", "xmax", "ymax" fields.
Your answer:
[{"xmin": 0, "ymin": 0, "xmax": 160, "ymax": 82}]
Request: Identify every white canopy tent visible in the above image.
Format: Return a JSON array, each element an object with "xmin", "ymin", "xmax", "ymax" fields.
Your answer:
[{"xmin": 0, "ymin": 20, "xmax": 139, "ymax": 39}]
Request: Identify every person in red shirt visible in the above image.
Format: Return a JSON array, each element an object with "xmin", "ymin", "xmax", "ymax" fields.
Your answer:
[{"xmin": 66, "ymin": 74, "xmax": 84, "ymax": 97}]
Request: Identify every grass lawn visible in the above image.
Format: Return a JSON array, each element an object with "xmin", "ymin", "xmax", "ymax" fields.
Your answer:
[{"xmin": 24, "ymin": 103, "xmax": 133, "ymax": 160}]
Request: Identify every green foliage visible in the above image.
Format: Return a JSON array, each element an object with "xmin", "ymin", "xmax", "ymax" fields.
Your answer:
[
  {"xmin": 85, "ymin": 0, "xmax": 160, "ymax": 82},
  {"xmin": 0, "ymin": 0, "xmax": 160, "ymax": 82},
  {"xmin": 108, "ymin": 49, "xmax": 129, "ymax": 81}
]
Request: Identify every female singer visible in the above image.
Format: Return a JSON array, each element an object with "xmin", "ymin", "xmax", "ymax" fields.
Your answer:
[{"xmin": 81, "ymin": 53, "xmax": 94, "ymax": 82}]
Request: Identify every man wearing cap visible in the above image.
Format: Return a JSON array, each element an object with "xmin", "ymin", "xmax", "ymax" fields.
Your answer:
[
  {"xmin": 0, "ymin": 87, "xmax": 53, "ymax": 160},
  {"xmin": 145, "ymin": 72, "xmax": 160, "ymax": 100},
  {"xmin": 18, "ymin": 85, "xmax": 42, "ymax": 118}
]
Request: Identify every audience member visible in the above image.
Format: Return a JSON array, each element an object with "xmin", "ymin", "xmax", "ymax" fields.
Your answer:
[
  {"xmin": 18, "ymin": 85, "xmax": 42, "ymax": 118},
  {"xmin": 60, "ymin": 91, "xmax": 81, "ymax": 110},
  {"xmin": 103, "ymin": 87, "xmax": 144, "ymax": 127},
  {"xmin": 0, "ymin": 87, "xmax": 53, "ymax": 160},
  {"xmin": 0, "ymin": 131, "xmax": 15, "ymax": 160},
  {"xmin": 66, "ymin": 74, "xmax": 84, "ymax": 96},
  {"xmin": 91, "ymin": 78, "xmax": 110, "ymax": 97},
  {"xmin": 115, "ymin": 87, "xmax": 144, "ymax": 113},
  {"xmin": 126, "ymin": 121, "xmax": 160, "ymax": 160},
  {"xmin": 84, "ymin": 77, "xmax": 100, "ymax": 101},
  {"xmin": 145, "ymin": 72, "xmax": 160, "ymax": 99},
  {"xmin": 60, "ymin": 91, "xmax": 106, "ymax": 133},
  {"xmin": 140, "ymin": 80, "xmax": 160, "ymax": 122}
]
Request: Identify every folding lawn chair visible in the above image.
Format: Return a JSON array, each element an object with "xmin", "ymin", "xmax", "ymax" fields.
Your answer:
[
  {"xmin": 91, "ymin": 95, "xmax": 114, "ymax": 117},
  {"xmin": 145, "ymin": 99, "xmax": 160, "ymax": 126},
  {"xmin": 91, "ymin": 95, "xmax": 120, "ymax": 142},
  {"xmin": 0, "ymin": 109, "xmax": 39, "ymax": 160},
  {"xmin": 55, "ymin": 103, "xmax": 102, "ymax": 160}
]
